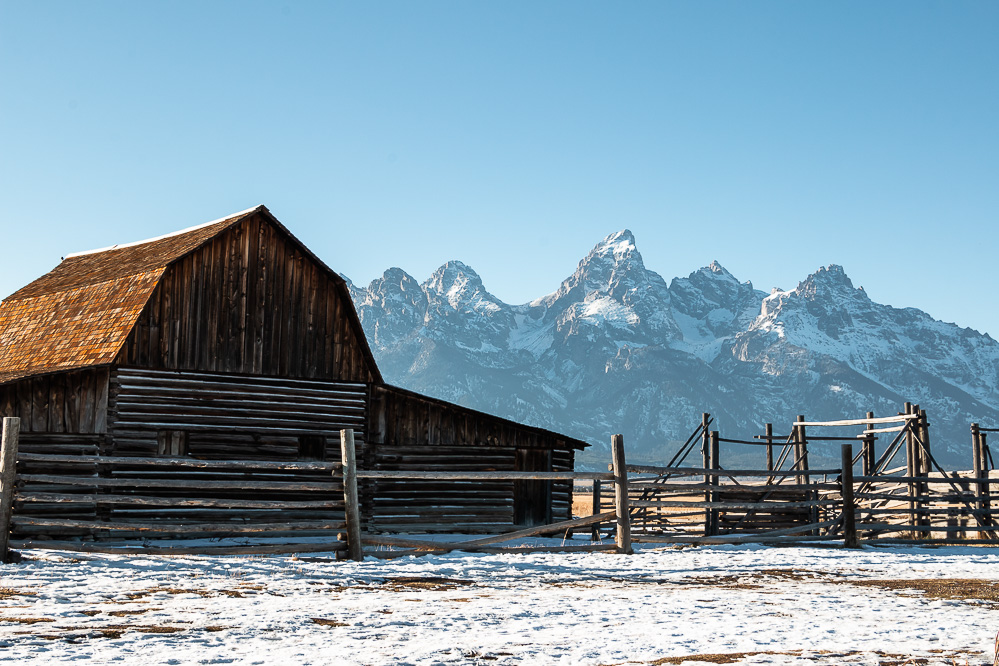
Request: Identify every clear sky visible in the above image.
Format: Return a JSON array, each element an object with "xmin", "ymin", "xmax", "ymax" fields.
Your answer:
[{"xmin": 2, "ymin": 2, "xmax": 997, "ymax": 335}]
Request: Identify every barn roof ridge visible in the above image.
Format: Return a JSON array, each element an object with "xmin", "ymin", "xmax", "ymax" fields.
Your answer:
[{"xmin": 65, "ymin": 205, "xmax": 268, "ymax": 259}]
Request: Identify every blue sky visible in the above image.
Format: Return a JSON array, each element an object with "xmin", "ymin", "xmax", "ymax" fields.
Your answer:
[{"xmin": 2, "ymin": 2, "xmax": 997, "ymax": 335}]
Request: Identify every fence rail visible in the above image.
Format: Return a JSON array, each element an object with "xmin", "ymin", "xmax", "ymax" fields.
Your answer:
[{"xmin": 3, "ymin": 404, "xmax": 999, "ymax": 561}]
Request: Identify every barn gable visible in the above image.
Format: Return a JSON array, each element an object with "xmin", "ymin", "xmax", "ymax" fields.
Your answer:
[
  {"xmin": 115, "ymin": 208, "xmax": 378, "ymax": 383},
  {"xmin": 0, "ymin": 206, "xmax": 380, "ymax": 385}
]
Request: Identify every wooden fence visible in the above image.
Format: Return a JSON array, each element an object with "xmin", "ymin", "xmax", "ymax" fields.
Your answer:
[
  {"xmin": 0, "ymin": 419, "xmax": 629, "ymax": 561},
  {"xmin": 602, "ymin": 406, "xmax": 999, "ymax": 546},
  {"xmin": 3, "ymin": 407, "xmax": 999, "ymax": 562}
]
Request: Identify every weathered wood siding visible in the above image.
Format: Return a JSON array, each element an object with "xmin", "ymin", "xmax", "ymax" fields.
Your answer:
[
  {"xmin": 108, "ymin": 368, "xmax": 367, "ymax": 459},
  {"xmin": 116, "ymin": 213, "xmax": 375, "ymax": 382},
  {"xmin": 0, "ymin": 368, "xmax": 109, "ymax": 436}
]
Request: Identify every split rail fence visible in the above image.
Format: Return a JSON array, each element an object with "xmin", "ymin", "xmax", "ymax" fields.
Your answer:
[
  {"xmin": 0, "ymin": 420, "xmax": 631, "ymax": 561},
  {"xmin": 3, "ymin": 405, "xmax": 999, "ymax": 562}
]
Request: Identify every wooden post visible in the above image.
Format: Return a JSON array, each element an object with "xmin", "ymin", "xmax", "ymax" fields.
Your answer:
[
  {"xmin": 765, "ymin": 423, "xmax": 774, "ymax": 472},
  {"xmin": 903, "ymin": 403, "xmax": 917, "ymax": 539},
  {"xmin": 841, "ymin": 443, "xmax": 859, "ymax": 548},
  {"xmin": 610, "ymin": 434, "xmax": 632, "ymax": 554},
  {"xmin": 795, "ymin": 415, "xmax": 817, "ymax": 532},
  {"xmin": 339, "ymin": 429, "xmax": 363, "ymax": 562},
  {"xmin": 916, "ymin": 408, "xmax": 932, "ymax": 534},
  {"xmin": 591, "ymin": 480, "xmax": 602, "ymax": 541},
  {"xmin": 862, "ymin": 411, "xmax": 876, "ymax": 476},
  {"xmin": 981, "ymin": 431, "xmax": 993, "ymax": 535},
  {"xmin": 709, "ymin": 430, "xmax": 720, "ymax": 536},
  {"xmin": 0, "ymin": 418, "xmax": 21, "ymax": 564},
  {"xmin": 972, "ymin": 423, "xmax": 981, "ymax": 479},
  {"xmin": 701, "ymin": 413, "xmax": 711, "ymax": 535},
  {"xmin": 794, "ymin": 415, "xmax": 810, "ymax": 486}
]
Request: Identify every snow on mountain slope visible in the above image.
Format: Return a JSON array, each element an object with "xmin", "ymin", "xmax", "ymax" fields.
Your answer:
[{"xmin": 347, "ymin": 232, "xmax": 999, "ymax": 467}]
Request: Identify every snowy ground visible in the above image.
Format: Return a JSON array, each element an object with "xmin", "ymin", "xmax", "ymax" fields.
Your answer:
[{"xmin": 1, "ymin": 539, "xmax": 998, "ymax": 665}]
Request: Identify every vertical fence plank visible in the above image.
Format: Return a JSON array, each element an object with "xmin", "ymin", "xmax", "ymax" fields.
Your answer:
[
  {"xmin": 903, "ymin": 403, "xmax": 917, "ymax": 539},
  {"xmin": 611, "ymin": 434, "xmax": 632, "ymax": 554},
  {"xmin": 981, "ymin": 431, "xmax": 993, "ymax": 537},
  {"xmin": 841, "ymin": 444, "xmax": 859, "ymax": 548},
  {"xmin": 709, "ymin": 430, "xmax": 720, "ymax": 536},
  {"xmin": 765, "ymin": 423, "xmax": 774, "ymax": 472},
  {"xmin": 0, "ymin": 417, "xmax": 20, "ymax": 564},
  {"xmin": 339, "ymin": 428, "xmax": 363, "ymax": 561},
  {"xmin": 591, "ymin": 479, "xmax": 602, "ymax": 541},
  {"xmin": 701, "ymin": 413, "xmax": 711, "ymax": 535},
  {"xmin": 863, "ymin": 411, "xmax": 876, "ymax": 476}
]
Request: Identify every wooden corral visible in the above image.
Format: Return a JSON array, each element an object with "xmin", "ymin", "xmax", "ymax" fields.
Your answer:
[
  {"xmin": 0, "ymin": 206, "xmax": 587, "ymax": 548},
  {"xmin": 608, "ymin": 407, "xmax": 999, "ymax": 546}
]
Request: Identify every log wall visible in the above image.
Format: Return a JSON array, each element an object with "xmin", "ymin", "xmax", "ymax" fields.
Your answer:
[{"xmin": 108, "ymin": 367, "xmax": 368, "ymax": 459}]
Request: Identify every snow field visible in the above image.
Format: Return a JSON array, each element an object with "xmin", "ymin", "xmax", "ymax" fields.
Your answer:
[{"xmin": 1, "ymin": 542, "xmax": 997, "ymax": 665}]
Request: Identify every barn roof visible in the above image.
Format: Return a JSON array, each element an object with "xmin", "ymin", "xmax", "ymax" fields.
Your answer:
[{"xmin": 0, "ymin": 206, "xmax": 380, "ymax": 384}]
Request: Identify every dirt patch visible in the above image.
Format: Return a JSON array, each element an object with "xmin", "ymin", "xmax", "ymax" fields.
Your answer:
[
  {"xmin": 637, "ymin": 650, "xmax": 972, "ymax": 665},
  {"xmin": 381, "ymin": 576, "xmax": 475, "ymax": 591},
  {"xmin": 841, "ymin": 578, "xmax": 999, "ymax": 605},
  {"xmin": 107, "ymin": 608, "xmax": 157, "ymax": 617},
  {"xmin": 757, "ymin": 568, "xmax": 841, "ymax": 582},
  {"xmin": 647, "ymin": 653, "xmax": 777, "ymax": 664},
  {"xmin": 123, "ymin": 587, "xmax": 250, "ymax": 600},
  {"xmin": 103, "ymin": 624, "xmax": 187, "ymax": 634},
  {"xmin": 0, "ymin": 617, "xmax": 54, "ymax": 624}
]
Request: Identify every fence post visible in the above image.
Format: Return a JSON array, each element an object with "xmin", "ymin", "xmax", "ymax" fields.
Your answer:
[
  {"xmin": 765, "ymin": 423, "xmax": 774, "ymax": 472},
  {"xmin": 796, "ymin": 415, "xmax": 817, "ymax": 533},
  {"xmin": 591, "ymin": 480, "xmax": 602, "ymax": 541},
  {"xmin": 862, "ymin": 411, "xmax": 876, "ymax": 476},
  {"xmin": 708, "ymin": 430, "xmax": 720, "ymax": 536},
  {"xmin": 339, "ymin": 429, "xmax": 363, "ymax": 562},
  {"xmin": 611, "ymin": 434, "xmax": 632, "ymax": 554},
  {"xmin": 981, "ymin": 432, "xmax": 993, "ymax": 536},
  {"xmin": 916, "ymin": 408, "xmax": 932, "ymax": 535},
  {"xmin": 0, "ymin": 417, "xmax": 21, "ymax": 564},
  {"xmin": 701, "ymin": 413, "xmax": 711, "ymax": 535},
  {"xmin": 841, "ymin": 443, "xmax": 859, "ymax": 548},
  {"xmin": 794, "ymin": 415, "xmax": 809, "ymax": 486},
  {"xmin": 903, "ymin": 403, "xmax": 917, "ymax": 539}
]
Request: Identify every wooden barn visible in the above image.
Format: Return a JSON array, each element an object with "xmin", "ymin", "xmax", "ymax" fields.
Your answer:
[{"xmin": 0, "ymin": 206, "xmax": 587, "ymax": 545}]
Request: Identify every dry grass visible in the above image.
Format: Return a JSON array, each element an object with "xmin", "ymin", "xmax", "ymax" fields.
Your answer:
[
  {"xmin": 0, "ymin": 588, "xmax": 35, "ymax": 600},
  {"xmin": 0, "ymin": 617, "xmax": 54, "ymax": 625},
  {"xmin": 840, "ymin": 578, "xmax": 999, "ymax": 605},
  {"xmin": 381, "ymin": 576, "xmax": 474, "ymax": 591}
]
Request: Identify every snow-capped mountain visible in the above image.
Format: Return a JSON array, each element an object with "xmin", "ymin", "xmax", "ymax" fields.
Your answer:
[{"xmin": 345, "ymin": 231, "xmax": 999, "ymax": 468}]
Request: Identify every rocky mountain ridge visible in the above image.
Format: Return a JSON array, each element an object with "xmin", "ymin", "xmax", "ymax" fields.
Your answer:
[{"xmin": 345, "ymin": 231, "xmax": 999, "ymax": 468}]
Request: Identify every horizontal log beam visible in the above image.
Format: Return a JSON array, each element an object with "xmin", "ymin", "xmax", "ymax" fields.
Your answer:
[
  {"xmin": 794, "ymin": 415, "xmax": 918, "ymax": 427},
  {"xmin": 357, "ymin": 471, "xmax": 613, "ymax": 481},
  {"xmin": 9, "ymin": 540, "xmax": 348, "ymax": 555},
  {"xmin": 16, "ymin": 453, "xmax": 342, "ymax": 472},
  {"xmin": 629, "ymin": 499, "xmax": 835, "ymax": 509},
  {"xmin": 627, "ymin": 465, "xmax": 841, "ymax": 477},
  {"xmin": 15, "ymin": 492, "xmax": 344, "ymax": 510},
  {"xmin": 17, "ymin": 474, "xmax": 338, "ymax": 491},
  {"xmin": 14, "ymin": 517, "xmax": 346, "ymax": 533}
]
